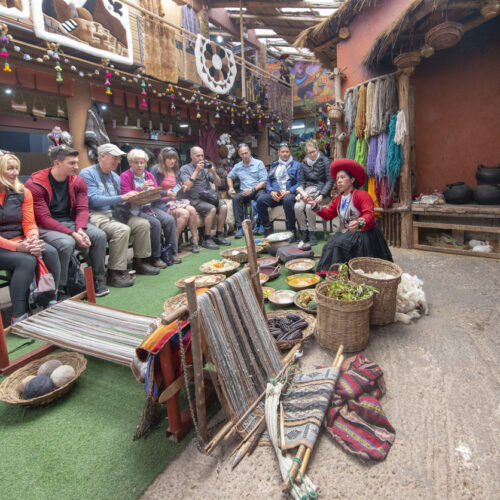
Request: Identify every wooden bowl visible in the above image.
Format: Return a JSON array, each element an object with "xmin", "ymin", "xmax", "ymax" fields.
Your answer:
[
  {"xmin": 220, "ymin": 245, "xmax": 264, "ymax": 263},
  {"xmin": 294, "ymin": 289, "xmax": 317, "ymax": 315},
  {"xmin": 259, "ymin": 273, "xmax": 270, "ymax": 285},
  {"xmin": 164, "ymin": 288, "xmax": 210, "ymax": 312},
  {"xmin": 268, "ymin": 289, "xmax": 295, "ymax": 308},
  {"xmin": 175, "ymin": 274, "xmax": 225, "ymax": 290},
  {"xmin": 262, "ymin": 286, "xmax": 275, "ymax": 300},
  {"xmin": 287, "ymin": 273, "xmax": 321, "ymax": 291},
  {"xmin": 259, "ymin": 265, "xmax": 281, "ymax": 281},
  {"xmin": 200, "ymin": 259, "xmax": 240, "ymax": 275},
  {"xmin": 285, "ymin": 258, "xmax": 316, "ymax": 274}
]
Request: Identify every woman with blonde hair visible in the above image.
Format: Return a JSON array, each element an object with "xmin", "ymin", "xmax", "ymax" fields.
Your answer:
[
  {"xmin": 151, "ymin": 146, "xmax": 200, "ymax": 253},
  {"xmin": 0, "ymin": 153, "xmax": 60, "ymax": 323}
]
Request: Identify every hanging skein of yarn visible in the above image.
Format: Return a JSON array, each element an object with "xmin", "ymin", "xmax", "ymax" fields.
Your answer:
[
  {"xmin": 394, "ymin": 110, "xmax": 408, "ymax": 145},
  {"xmin": 364, "ymin": 81, "xmax": 375, "ymax": 139},
  {"xmin": 343, "ymin": 89, "xmax": 353, "ymax": 135},
  {"xmin": 355, "ymin": 84, "xmax": 367, "ymax": 138},
  {"xmin": 370, "ymin": 79, "xmax": 382, "ymax": 136},
  {"xmin": 346, "ymin": 133, "xmax": 358, "ymax": 160},
  {"xmin": 381, "ymin": 77, "xmax": 398, "ymax": 131},
  {"xmin": 354, "ymin": 138, "xmax": 368, "ymax": 168},
  {"xmin": 374, "ymin": 132, "xmax": 388, "ymax": 180},
  {"xmin": 366, "ymin": 136, "xmax": 378, "ymax": 177},
  {"xmin": 350, "ymin": 86, "xmax": 359, "ymax": 134},
  {"xmin": 387, "ymin": 114, "xmax": 403, "ymax": 194}
]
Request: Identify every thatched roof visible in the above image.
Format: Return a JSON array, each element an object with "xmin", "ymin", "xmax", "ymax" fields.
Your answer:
[
  {"xmin": 363, "ymin": 0, "xmax": 496, "ymax": 70},
  {"xmin": 295, "ymin": 0, "xmax": 382, "ymax": 68}
]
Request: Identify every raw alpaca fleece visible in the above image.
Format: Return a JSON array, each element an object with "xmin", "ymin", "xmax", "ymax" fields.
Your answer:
[
  {"xmin": 395, "ymin": 273, "xmax": 429, "ymax": 324},
  {"xmin": 37, "ymin": 359, "xmax": 62, "ymax": 377},
  {"xmin": 355, "ymin": 84, "xmax": 367, "ymax": 138},
  {"xmin": 364, "ymin": 81, "xmax": 375, "ymax": 138}
]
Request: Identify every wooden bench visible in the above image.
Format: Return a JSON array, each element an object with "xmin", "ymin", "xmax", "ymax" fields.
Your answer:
[{"xmin": 412, "ymin": 203, "xmax": 500, "ymax": 259}]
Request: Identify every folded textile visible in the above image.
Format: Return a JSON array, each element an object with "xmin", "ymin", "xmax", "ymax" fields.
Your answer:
[{"xmin": 325, "ymin": 354, "xmax": 396, "ymax": 461}]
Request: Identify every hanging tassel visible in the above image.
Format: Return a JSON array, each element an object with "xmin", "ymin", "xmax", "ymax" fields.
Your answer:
[
  {"xmin": 366, "ymin": 136, "xmax": 378, "ymax": 177},
  {"xmin": 374, "ymin": 132, "xmax": 388, "ymax": 181},
  {"xmin": 346, "ymin": 133, "xmax": 357, "ymax": 160},
  {"xmin": 386, "ymin": 114, "xmax": 403, "ymax": 195},
  {"xmin": 394, "ymin": 110, "xmax": 408, "ymax": 145}
]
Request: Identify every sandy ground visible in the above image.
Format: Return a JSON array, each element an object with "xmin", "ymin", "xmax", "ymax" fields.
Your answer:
[{"xmin": 142, "ymin": 248, "xmax": 500, "ymax": 500}]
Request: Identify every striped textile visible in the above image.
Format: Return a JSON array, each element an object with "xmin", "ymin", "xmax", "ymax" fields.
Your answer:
[
  {"xmin": 325, "ymin": 355, "xmax": 395, "ymax": 461},
  {"xmin": 282, "ymin": 367, "xmax": 340, "ymax": 450}
]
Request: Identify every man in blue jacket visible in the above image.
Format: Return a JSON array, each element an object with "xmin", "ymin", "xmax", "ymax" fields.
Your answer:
[{"xmin": 256, "ymin": 142, "xmax": 301, "ymax": 239}]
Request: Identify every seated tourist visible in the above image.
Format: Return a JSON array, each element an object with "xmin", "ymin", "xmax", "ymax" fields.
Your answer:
[
  {"xmin": 0, "ymin": 153, "xmax": 61, "ymax": 323},
  {"xmin": 227, "ymin": 143, "xmax": 268, "ymax": 238},
  {"xmin": 256, "ymin": 142, "xmax": 301, "ymax": 239},
  {"xmin": 26, "ymin": 145, "xmax": 109, "ymax": 297},
  {"xmin": 151, "ymin": 146, "xmax": 200, "ymax": 254},
  {"xmin": 179, "ymin": 146, "xmax": 230, "ymax": 250},
  {"xmin": 80, "ymin": 143, "xmax": 160, "ymax": 285},
  {"xmin": 294, "ymin": 139, "xmax": 333, "ymax": 246},
  {"xmin": 303, "ymin": 159, "xmax": 392, "ymax": 274},
  {"xmin": 120, "ymin": 148, "xmax": 180, "ymax": 267}
]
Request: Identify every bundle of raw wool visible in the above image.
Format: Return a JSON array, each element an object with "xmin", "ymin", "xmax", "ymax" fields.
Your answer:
[{"xmin": 395, "ymin": 273, "xmax": 429, "ymax": 324}]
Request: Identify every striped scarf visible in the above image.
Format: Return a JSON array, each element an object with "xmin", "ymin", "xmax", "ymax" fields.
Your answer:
[{"xmin": 325, "ymin": 354, "xmax": 396, "ymax": 462}]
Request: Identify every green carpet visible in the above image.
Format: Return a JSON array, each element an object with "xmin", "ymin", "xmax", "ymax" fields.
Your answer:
[{"xmin": 0, "ymin": 234, "xmax": 327, "ymax": 500}]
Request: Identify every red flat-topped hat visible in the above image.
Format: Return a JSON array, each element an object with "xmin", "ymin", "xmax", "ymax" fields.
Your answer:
[{"xmin": 330, "ymin": 159, "xmax": 366, "ymax": 187}]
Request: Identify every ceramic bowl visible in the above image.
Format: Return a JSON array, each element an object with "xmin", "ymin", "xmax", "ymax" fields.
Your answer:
[
  {"xmin": 268, "ymin": 289, "xmax": 296, "ymax": 308},
  {"xmin": 286, "ymin": 273, "xmax": 321, "ymax": 291}
]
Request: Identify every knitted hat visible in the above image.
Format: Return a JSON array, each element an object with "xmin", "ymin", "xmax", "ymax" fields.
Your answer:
[{"xmin": 330, "ymin": 159, "xmax": 366, "ymax": 187}]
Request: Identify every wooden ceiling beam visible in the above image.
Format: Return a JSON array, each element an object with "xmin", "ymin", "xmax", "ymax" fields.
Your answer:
[
  {"xmin": 229, "ymin": 14, "xmax": 323, "ymax": 23},
  {"xmin": 208, "ymin": 1, "xmax": 344, "ymax": 8}
]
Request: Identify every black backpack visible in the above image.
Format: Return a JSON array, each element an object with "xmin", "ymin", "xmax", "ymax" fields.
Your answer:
[{"xmin": 66, "ymin": 251, "xmax": 86, "ymax": 297}]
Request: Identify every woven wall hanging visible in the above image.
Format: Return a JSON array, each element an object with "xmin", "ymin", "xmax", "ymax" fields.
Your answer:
[{"xmin": 195, "ymin": 34, "xmax": 236, "ymax": 94}]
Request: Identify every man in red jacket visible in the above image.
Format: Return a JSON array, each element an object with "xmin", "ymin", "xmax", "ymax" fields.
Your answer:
[{"xmin": 25, "ymin": 145, "xmax": 108, "ymax": 297}]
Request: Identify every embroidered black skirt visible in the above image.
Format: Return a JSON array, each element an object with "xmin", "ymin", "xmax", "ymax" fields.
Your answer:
[{"xmin": 316, "ymin": 227, "xmax": 393, "ymax": 276}]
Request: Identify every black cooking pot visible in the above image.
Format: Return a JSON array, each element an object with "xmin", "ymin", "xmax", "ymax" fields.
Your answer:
[
  {"xmin": 473, "ymin": 184, "xmax": 500, "ymax": 205},
  {"xmin": 476, "ymin": 164, "xmax": 500, "ymax": 185},
  {"xmin": 443, "ymin": 182, "xmax": 473, "ymax": 204}
]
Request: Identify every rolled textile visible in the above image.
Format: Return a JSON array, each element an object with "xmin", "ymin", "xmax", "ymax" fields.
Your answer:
[
  {"xmin": 366, "ymin": 135, "xmax": 378, "ymax": 177},
  {"xmin": 386, "ymin": 114, "xmax": 403, "ymax": 195},
  {"xmin": 374, "ymin": 132, "xmax": 388, "ymax": 180},
  {"xmin": 394, "ymin": 109, "xmax": 408, "ymax": 145},
  {"xmin": 364, "ymin": 81, "xmax": 375, "ymax": 139},
  {"xmin": 346, "ymin": 133, "xmax": 358, "ymax": 160},
  {"xmin": 355, "ymin": 84, "xmax": 367, "ymax": 139}
]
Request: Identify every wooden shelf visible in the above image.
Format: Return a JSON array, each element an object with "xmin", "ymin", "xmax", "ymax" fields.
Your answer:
[{"xmin": 413, "ymin": 244, "xmax": 500, "ymax": 259}]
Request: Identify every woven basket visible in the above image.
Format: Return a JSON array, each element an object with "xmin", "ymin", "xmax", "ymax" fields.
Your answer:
[
  {"xmin": 267, "ymin": 309, "xmax": 316, "ymax": 351},
  {"xmin": 393, "ymin": 51, "xmax": 422, "ymax": 69},
  {"xmin": 315, "ymin": 281, "xmax": 374, "ymax": 352},
  {"xmin": 128, "ymin": 187, "xmax": 161, "ymax": 207},
  {"xmin": 0, "ymin": 352, "xmax": 87, "ymax": 406},
  {"xmin": 200, "ymin": 259, "xmax": 239, "ymax": 275},
  {"xmin": 424, "ymin": 21, "xmax": 464, "ymax": 50},
  {"xmin": 348, "ymin": 257, "xmax": 402, "ymax": 326},
  {"xmin": 175, "ymin": 274, "xmax": 225, "ymax": 290},
  {"xmin": 220, "ymin": 245, "xmax": 263, "ymax": 263}
]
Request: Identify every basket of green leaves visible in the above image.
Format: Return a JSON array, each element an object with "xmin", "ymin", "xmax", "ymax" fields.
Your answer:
[{"xmin": 315, "ymin": 263, "xmax": 377, "ymax": 352}]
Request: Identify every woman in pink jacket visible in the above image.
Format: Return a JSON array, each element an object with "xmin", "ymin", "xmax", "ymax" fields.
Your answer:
[{"xmin": 304, "ymin": 159, "xmax": 392, "ymax": 276}]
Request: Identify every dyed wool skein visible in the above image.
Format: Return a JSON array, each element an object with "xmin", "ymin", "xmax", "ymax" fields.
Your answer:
[{"xmin": 22, "ymin": 375, "xmax": 55, "ymax": 399}]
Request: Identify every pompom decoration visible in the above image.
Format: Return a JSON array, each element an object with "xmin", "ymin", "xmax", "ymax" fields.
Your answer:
[
  {"xmin": 51, "ymin": 44, "xmax": 63, "ymax": 83},
  {"xmin": 37, "ymin": 358, "xmax": 63, "ymax": 377},
  {"xmin": 22, "ymin": 376, "xmax": 55, "ymax": 400},
  {"xmin": 104, "ymin": 69, "xmax": 112, "ymax": 95},
  {"xmin": 50, "ymin": 365, "xmax": 76, "ymax": 388},
  {"xmin": 1, "ymin": 23, "xmax": 11, "ymax": 72},
  {"xmin": 18, "ymin": 375, "xmax": 36, "ymax": 393}
]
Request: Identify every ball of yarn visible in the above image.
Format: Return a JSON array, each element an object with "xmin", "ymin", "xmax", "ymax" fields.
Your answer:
[
  {"xmin": 37, "ymin": 359, "xmax": 63, "ymax": 377},
  {"xmin": 22, "ymin": 375, "xmax": 55, "ymax": 399},
  {"xmin": 18, "ymin": 375, "xmax": 36, "ymax": 393},
  {"xmin": 50, "ymin": 365, "xmax": 76, "ymax": 388}
]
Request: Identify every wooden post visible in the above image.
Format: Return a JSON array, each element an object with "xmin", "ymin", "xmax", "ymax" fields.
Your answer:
[
  {"xmin": 83, "ymin": 267, "xmax": 96, "ymax": 304},
  {"xmin": 0, "ymin": 316, "xmax": 10, "ymax": 370},
  {"xmin": 242, "ymin": 219, "xmax": 264, "ymax": 311},
  {"xmin": 67, "ymin": 78, "xmax": 92, "ymax": 169},
  {"xmin": 333, "ymin": 67, "xmax": 344, "ymax": 159},
  {"xmin": 185, "ymin": 277, "xmax": 208, "ymax": 441},
  {"xmin": 240, "ymin": 1, "xmax": 246, "ymax": 100},
  {"xmin": 397, "ymin": 68, "xmax": 414, "ymax": 249}
]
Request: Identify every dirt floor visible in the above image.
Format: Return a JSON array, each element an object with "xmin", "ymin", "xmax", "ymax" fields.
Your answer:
[{"xmin": 142, "ymin": 248, "xmax": 500, "ymax": 500}]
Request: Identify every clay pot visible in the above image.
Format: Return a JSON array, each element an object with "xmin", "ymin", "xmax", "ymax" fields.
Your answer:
[
  {"xmin": 475, "ymin": 164, "xmax": 500, "ymax": 185},
  {"xmin": 443, "ymin": 182, "xmax": 473, "ymax": 204},
  {"xmin": 473, "ymin": 184, "xmax": 500, "ymax": 205}
]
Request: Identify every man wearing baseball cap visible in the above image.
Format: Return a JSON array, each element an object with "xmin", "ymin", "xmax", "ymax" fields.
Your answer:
[{"xmin": 80, "ymin": 143, "xmax": 159, "ymax": 288}]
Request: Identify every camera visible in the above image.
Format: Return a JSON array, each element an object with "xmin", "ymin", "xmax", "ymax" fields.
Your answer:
[{"xmin": 204, "ymin": 160, "xmax": 212, "ymax": 169}]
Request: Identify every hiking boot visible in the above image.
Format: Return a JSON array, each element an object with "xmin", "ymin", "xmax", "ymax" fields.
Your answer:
[
  {"xmin": 213, "ymin": 234, "xmax": 231, "ymax": 246},
  {"xmin": 191, "ymin": 241, "xmax": 201, "ymax": 254},
  {"xmin": 107, "ymin": 270, "xmax": 134, "ymax": 288},
  {"xmin": 94, "ymin": 280, "xmax": 110, "ymax": 297},
  {"xmin": 57, "ymin": 288, "xmax": 70, "ymax": 301},
  {"xmin": 133, "ymin": 257, "xmax": 160, "ymax": 275},
  {"xmin": 263, "ymin": 227, "xmax": 273, "ymax": 238},
  {"xmin": 299, "ymin": 230, "xmax": 308, "ymax": 243},
  {"xmin": 202, "ymin": 238, "xmax": 219, "ymax": 250},
  {"xmin": 309, "ymin": 231, "xmax": 318, "ymax": 246},
  {"xmin": 172, "ymin": 253, "xmax": 182, "ymax": 264},
  {"xmin": 150, "ymin": 257, "xmax": 167, "ymax": 269},
  {"xmin": 253, "ymin": 224, "xmax": 264, "ymax": 235},
  {"xmin": 234, "ymin": 227, "xmax": 244, "ymax": 239},
  {"xmin": 288, "ymin": 231, "xmax": 298, "ymax": 243}
]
